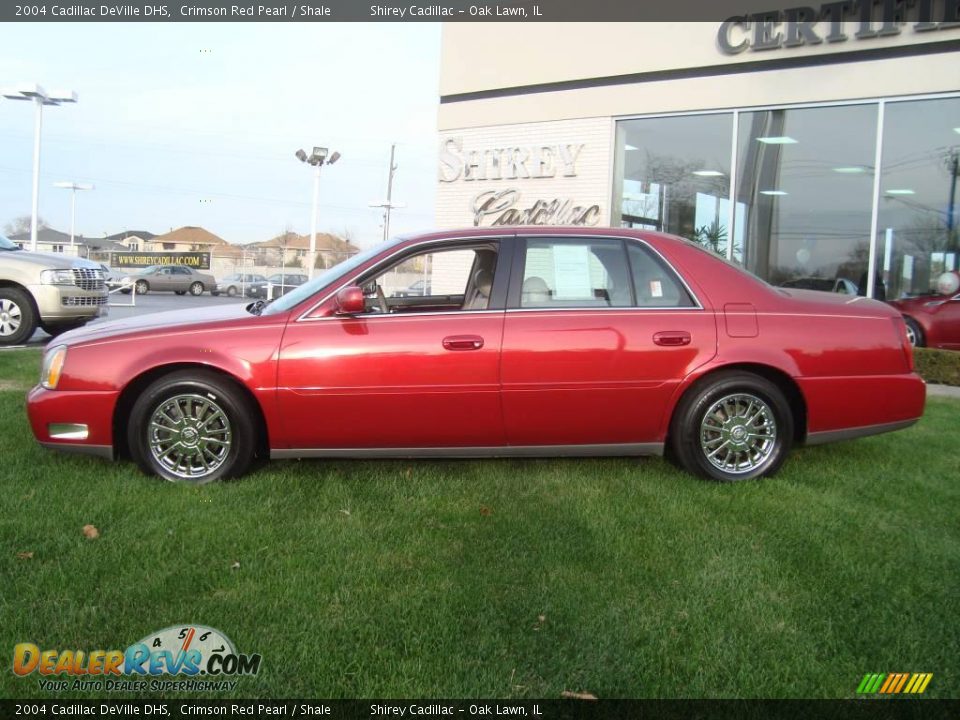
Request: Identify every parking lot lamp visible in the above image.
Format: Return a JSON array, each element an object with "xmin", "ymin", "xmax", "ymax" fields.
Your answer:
[
  {"xmin": 2, "ymin": 84, "xmax": 78, "ymax": 252},
  {"xmin": 53, "ymin": 182, "xmax": 94, "ymax": 254},
  {"xmin": 295, "ymin": 146, "xmax": 340, "ymax": 279}
]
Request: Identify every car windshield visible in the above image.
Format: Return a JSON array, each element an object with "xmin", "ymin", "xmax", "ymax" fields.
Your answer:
[
  {"xmin": 261, "ymin": 237, "xmax": 404, "ymax": 316},
  {"xmin": 0, "ymin": 234, "xmax": 20, "ymax": 251},
  {"xmin": 136, "ymin": 265, "xmax": 160, "ymax": 274}
]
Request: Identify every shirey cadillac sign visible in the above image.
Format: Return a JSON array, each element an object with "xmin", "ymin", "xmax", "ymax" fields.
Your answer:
[
  {"xmin": 110, "ymin": 252, "xmax": 211, "ymax": 269},
  {"xmin": 438, "ymin": 137, "xmax": 602, "ymax": 227}
]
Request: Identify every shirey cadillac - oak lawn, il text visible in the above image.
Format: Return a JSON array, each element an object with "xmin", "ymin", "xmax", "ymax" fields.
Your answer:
[{"xmin": 26, "ymin": 228, "xmax": 925, "ymax": 484}]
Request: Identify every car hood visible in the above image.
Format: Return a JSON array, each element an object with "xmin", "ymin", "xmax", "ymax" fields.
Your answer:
[
  {"xmin": 888, "ymin": 295, "xmax": 951, "ymax": 311},
  {"xmin": 56, "ymin": 303, "xmax": 259, "ymax": 346},
  {"xmin": 1, "ymin": 250, "xmax": 100, "ymax": 270}
]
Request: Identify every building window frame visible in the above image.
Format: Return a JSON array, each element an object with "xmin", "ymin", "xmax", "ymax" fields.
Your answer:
[{"xmin": 611, "ymin": 90, "xmax": 960, "ymax": 299}]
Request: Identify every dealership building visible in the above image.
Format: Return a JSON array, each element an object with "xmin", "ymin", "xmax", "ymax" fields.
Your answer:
[{"xmin": 436, "ymin": 16, "xmax": 960, "ymax": 299}]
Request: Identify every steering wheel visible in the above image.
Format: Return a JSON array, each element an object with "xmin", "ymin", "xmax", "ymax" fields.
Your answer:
[{"xmin": 375, "ymin": 284, "xmax": 389, "ymax": 314}]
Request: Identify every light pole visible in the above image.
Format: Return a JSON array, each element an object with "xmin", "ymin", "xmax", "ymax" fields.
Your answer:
[
  {"xmin": 368, "ymin": 143, "xmax": 405, "ymax": 242},
  {"xmin": 53, "ymin": 182, "xmax": 94, "ymax": 255},
  {"xmin": 295, "ymin": 146, "xmax": 340, "ymax": 279},
  {"xmin": 2, "ymin": 84, "xmax": 78, "ymax": 252}
]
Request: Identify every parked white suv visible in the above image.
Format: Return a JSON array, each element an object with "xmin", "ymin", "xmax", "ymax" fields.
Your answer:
[{"xmin": 0, "ymin": 234, "xmax": 108, "ymax": 345}]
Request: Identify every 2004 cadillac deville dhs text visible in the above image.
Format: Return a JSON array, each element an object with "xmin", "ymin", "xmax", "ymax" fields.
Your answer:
[{"xmin": 26, "ymin": 228, "xmax": 926, "ymax": 484}]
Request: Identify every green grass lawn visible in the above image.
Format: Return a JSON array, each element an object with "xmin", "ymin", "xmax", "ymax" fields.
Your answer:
[{"xmin": 1, "ymin": 349, "xmax": 958, "ymax": 699}]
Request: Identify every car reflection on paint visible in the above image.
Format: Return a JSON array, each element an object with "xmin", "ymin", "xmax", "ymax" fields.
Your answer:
[{"xmin": 27, "ymin": 228, "xmax": 925, "ymax": 485}]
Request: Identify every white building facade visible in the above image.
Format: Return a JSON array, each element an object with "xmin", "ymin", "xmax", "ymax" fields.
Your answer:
[{"xmin": 437, "ymin": 16, "xmax": 960, "ymax": 300}]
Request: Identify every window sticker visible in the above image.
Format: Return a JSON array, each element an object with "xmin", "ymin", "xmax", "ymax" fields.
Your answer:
[
  {"xmin": 650, "ymin": 279, "xmax": 663, "ymax": 298},
  {"xmin": 552, "ymin": 245, "xmax": 592, "ymax": 299}
]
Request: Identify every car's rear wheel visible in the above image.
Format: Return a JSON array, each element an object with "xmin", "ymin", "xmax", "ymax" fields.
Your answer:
[
  {"xmin": 135, "ymin": 280, "xmax": 149, "ymax": 295},
  {"xmin": 0, "ymin": 288, "xmax": 36, "ymax": 346},
  {"xmin": 189, "ymin": 282, "xmax": 204, "ymax": 296},
  {"xmin": 670, "ymin": 371, "xmax": 793, "ymax": 482},
  {"xmin": 226, "ymin": 286, "xmax": 237, "ymax": 297},
  {"xmin": 128, "ymin": 370, "xmax": 257, "ymax": 483},
  {"xmin": 903, "ymin": 316, "xmax": 924, "ymax": 347},
  {"xmin": 174, "ymin": 290, "xmax": 186, "ymax": 296}
]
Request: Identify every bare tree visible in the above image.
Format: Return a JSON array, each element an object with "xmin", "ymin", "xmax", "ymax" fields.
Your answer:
[{"xmin": 4, "ymin": 215, "xmax": 49, "ymax": 236}]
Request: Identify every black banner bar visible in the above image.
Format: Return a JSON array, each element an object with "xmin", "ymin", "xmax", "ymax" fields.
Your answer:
[
  {"xmin": 0, "ymin": 0, "xmax": 927, "ymax": 22},
  {"xmin": 2, "ymin": 700, "xmax": 960, "ymax": 720},
  {"xmin": 110, "ymin": 252, "xmax": 211, "ymax": 270}
]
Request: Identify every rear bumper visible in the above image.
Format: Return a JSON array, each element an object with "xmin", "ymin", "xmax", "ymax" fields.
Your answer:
[
  {"xmin": 27, "ymin": 385, "xmax": 118, "ymax": 459},
  {"xmin": 798, "ymin": 373, "xmax": 926, "ymax": 441}
]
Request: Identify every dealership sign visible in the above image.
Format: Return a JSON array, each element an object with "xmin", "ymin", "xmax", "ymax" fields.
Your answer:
[
  {"xmin": 440, "ymin": 136, "xmax": 601, "ymax": 226},
  {"xmin": 110, "ymin": 252, "xmax": 211, "ymax": 270},
  {"xmin": 473, "ymin": 189, "xmax": 600, "ymax": 227},
  {"xmin": 718, "ymin": 1, "xmax": 960, "ymax": 54}
]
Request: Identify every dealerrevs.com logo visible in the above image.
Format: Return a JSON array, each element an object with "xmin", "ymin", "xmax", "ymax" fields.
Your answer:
[{"xmin": 13, "ymin": 625, "xmax": 261, "ymax": 693}]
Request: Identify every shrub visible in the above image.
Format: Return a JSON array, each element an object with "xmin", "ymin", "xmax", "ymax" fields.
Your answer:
[{"xmin": 914, "ymin": 347, "xmax": 960, "ymax": 386}]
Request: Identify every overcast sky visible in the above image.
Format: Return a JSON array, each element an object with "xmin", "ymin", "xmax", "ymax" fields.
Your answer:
[{"xmin": 0, "ymin": 23, "xmax": 441, "ymax": 248}]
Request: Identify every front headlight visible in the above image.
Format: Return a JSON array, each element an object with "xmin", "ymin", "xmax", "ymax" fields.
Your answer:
[
  {"xmin": 41, "ymin": 345, "xmax": 68, "ymax": 390},
  {"xmin": 40, "ymin": 269, "xmax": 75, "ymax": 286}
]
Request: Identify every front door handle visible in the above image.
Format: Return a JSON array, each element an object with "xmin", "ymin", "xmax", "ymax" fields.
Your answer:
[
  {"xmin": 653, "ymin": 331, "xmax": 691, "ymax": 347},
  {"xmin": 443, "ymin": 335, "xmax": 484, "ymax": 351}
]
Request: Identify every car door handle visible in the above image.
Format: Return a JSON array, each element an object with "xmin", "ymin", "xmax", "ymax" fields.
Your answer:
[
  {"xmin": 443, "ymin": 335, "xmax": 484, "ymax": 351},
  {"xmin": 653, "ymin": 331, "xmax": 691, "ymax": 346}
]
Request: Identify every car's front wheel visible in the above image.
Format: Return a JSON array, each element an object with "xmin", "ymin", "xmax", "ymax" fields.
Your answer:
[
  {"xmin": 135, "ymin": 280, "xmax": 149, "ymax": 295},
  {"xmin": 226, "ymin": 286, "xmax": 237, "ymax": 297},
  {"xmin": 128, "ymin": 370, "xmax": 257, "ymax": 483},
  {"xmin": 670, "ymin": 371, "xmax": 793, "ymax": 482},
  {"xmin": 0, "ymin": 288, "xmax": 37, "ymax": 346},
  {"xmin": 189, "ymin": 282, "xmax": 204, "ymax": 296}
]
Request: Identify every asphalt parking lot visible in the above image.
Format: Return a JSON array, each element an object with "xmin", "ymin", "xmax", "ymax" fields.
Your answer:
[{"xmin": 22, "ymin": 291, "xmax": 249, "ymax": 347}]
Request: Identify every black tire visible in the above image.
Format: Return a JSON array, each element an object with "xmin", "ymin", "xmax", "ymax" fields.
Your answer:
[
  {"xmin": 670, "ymin": 371, "xmax": 793, "ymax": 482},
  {"xmin": 174, "ymin": 290, "xmax": 186, "ymax": 296},
  {"xmin": 41, "ymin": 320, "xmax": 88, "ymax": 338},
  {"xmin": 0, "ymin": 287, "xmax": 37, "ymax": 346},
  {"xmin": 903, "ymin": 316, "xmax": 924, "ymax": 348},
  {"xmin": 135, "ymin": 280, "xmax": 149, "ymax": 295},
  {"xmin": 128, "ymin": 370, "xmax": 257, "ymax": 483},
  {"xmin": 189, "ymin": 282, "xmax": 204, "ymax": 296},
  {"xmin": 226, "ymin": 286, "xmax": 237, "ymax": 297}
]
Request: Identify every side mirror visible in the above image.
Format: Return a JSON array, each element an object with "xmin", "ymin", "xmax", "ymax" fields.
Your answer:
[{"xmin": 334, "ymin": 286, "xmax": 365, "ymax": 315}]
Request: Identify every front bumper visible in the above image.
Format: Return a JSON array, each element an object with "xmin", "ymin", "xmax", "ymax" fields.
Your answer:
[
  {"xmin": 29, "ymin": 284, "xmax": 109, "ymax": 322},
  {"xmin": 27, "ymin": 385, "xmax": 118, "ymax": 459}
]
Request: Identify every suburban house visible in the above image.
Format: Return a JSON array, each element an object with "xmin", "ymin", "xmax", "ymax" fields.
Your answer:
[
  {"xmin": 9, "ymin": 227, "xmax": 125, "ymax": 261},
  {"xmin": 147, "ymin": 226, "xmax": 230, "ymax": 254},
  {"xmin": 104, "ymin": 230, "xmax": 157, "ymax": 252},
  {"xmin": 248, "ymin": 231, "xmax": 359, "ymax": 269}
]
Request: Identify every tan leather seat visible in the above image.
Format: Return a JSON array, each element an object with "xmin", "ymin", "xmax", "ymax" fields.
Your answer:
[
  {"xmin": 521, "ymin": 276, "xmax": 551, "ymax": 305},
  {"xmin": 464, "ymin": 269, "xmax": 493, "ymax": 310}
]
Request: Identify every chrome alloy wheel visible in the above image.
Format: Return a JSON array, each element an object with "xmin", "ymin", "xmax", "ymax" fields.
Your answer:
[
  {"xmin": 148, "ymin": 393, "xmax": 232, "ymax": 481},
  {"xmin": 699, "ymin": 393, "xmax": 777, "ymax": 475},
  {"xmin": 0, "ymin": 298, "xmax": 23, "ymax": 337},
  {"xmin": 904, "ymin": 323, "xmax": 917, "ymax": 346}
]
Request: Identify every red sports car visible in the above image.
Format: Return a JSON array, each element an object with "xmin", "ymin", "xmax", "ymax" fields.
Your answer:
[
  {"xmin": 27, "ymin": 228, "xmax": 925, "ymax": 484},
  {"xmin": 888, "ymin": 284, "xmax": 960, "ymax": 350}
]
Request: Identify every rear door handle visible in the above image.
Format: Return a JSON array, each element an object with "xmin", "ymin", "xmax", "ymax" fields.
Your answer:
[
  {"xmin": 653, "ymin": 331, "xmax": 691, "ymax": 346},
  {"xmin": 443, "ymin": 335, "xmax": 484, "ymax": 351}
]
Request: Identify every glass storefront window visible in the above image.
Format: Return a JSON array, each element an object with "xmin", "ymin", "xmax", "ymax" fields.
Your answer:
[
  {"xmin": 735, "ymin": 104, "xmax": 877, "ymax": 294},
  {"xmin": 614, "ymin": 114, "xmax": 734, "ymax": 255},
  {"xmin": 877, "ymin": 97, "xmax": 960, "ymax": 299}
]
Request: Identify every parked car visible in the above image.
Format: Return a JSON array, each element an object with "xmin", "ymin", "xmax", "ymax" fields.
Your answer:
[
  {"xmin": 27, "ymin": 228, "xmax": 924, "ymax": 485},
  {"xmin": 118, "ymin": 265, "xmax": 216, "ymax": 296},
  {"xmin": 97, "ymin": 264, "xmax": 132, "ymax": 292},
  {"xmin": 212, "ymin": 273, "xmax": 266, "ymax": 297},
  {"xmin": 245, "ymin": 273, "xmax": 308, "ymax": 299},
  {"xmin": 393, "ymin": 279, "xmax": 431, "ymax": 297},
  {"xmin": 888, "ymin": 272, "xmax": 960, "ymax": 349},
  {"xmin": 0, "ymin": 233, "xmax": 107, "ymax": 345},
  {"xmin": 779, "ymin": 277, "xmax": 857, "ymax": 295}
]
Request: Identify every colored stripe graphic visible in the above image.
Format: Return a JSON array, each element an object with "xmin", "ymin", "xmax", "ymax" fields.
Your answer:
[{"xmin": 858, "ymin": 673, "xmax": 933, "ymax": 694}]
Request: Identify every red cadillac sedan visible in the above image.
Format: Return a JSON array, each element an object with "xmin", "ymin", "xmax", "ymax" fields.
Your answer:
[{"xmin": 27, "ymin": 228, "xmax": 925, "ymax": 484}]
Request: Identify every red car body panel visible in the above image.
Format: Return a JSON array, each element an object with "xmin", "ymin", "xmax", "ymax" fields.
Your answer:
[
  {"xmin": 26, "ymin": 227, "xmax": 925, "ymax": 463},
  {"xmin": 889, "ymin": 294, "xmax": 960, "ymax": 350}
]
